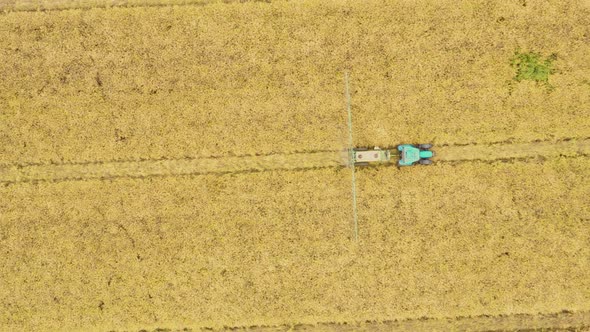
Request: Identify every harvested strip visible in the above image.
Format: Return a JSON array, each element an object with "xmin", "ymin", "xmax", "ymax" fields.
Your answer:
[
  {"xmin": 0, "ymin": 151, "xmax": 347, "ymax": 183},
  {"xmin": 0, "ymin": 0, "xmax": 220, "ymax": 12},
  {"xmin": 2, "ymin": 139, "xmax": 589, "ymax": 184},
  {"xmin": 435, "ymin": 138, "xmax": 590, "ymax": 161}
]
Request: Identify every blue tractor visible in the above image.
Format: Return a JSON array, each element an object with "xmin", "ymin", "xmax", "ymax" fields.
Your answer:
[
  {"xmin": 352, "ymin": 144, "xmax": 435, "ymax": 166},
  {"xmin": 397, "ymin": 144, "xmax": 435, "ymax": 166}
]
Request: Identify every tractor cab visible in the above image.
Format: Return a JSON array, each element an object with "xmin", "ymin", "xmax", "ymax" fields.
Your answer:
[{"xmin": 398, "ymin": 144, "xmax": 435, "ymax": 166}]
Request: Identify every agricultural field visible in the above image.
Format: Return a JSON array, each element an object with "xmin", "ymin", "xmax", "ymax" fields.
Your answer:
[{"xmin": 1, "ymin": 0, "xmax": 589, "ymax": 331}]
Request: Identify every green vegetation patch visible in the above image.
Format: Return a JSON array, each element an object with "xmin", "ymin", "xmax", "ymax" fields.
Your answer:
[{"xmin": 510, "ymin": 50, "xmax": 557, "ymax": 84}]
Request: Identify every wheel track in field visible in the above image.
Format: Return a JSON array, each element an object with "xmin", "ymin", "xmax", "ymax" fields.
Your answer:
[
  {"xmin": 1, "ymin": 138, "xmax": 589, "ymax": 185},
  {"xmin": 155, "ymin": 310, "xmax": 590, "ymax": 332},
  {"xmin": 0, "ymin": 0, "xmax": 239, "ymax": 12},
  {"xmin": 433, "ymin": 138, "xmax": 590, "ymax": 162}
]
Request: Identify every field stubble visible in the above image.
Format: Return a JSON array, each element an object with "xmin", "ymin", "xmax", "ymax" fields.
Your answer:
[
  {"xmin": 1, "ymin": 0, "xmax": 589, "ymax": 165},
  {"xmin": 1, "ymin": 0, "xmax": 590, "ymax": 330},
  {"xmin": 1, "ymin": 157, "xmax": 589, "ymax": 330}
]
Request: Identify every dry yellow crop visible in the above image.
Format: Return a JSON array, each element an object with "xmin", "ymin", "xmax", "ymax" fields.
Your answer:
[
  {"xmin": 1, "ymin": 158, "xmax": 589, "ymax": 330},
  {"xmin": 1, "ymin": 0, "xmax": 589, "ymax": 165},
  {"xmin": 1, "ymin": 0, "xmax": 589, "ymax": 331}
]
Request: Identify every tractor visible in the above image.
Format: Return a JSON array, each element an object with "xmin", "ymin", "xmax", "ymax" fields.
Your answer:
[{"xmin": 352, "ymin": 144, "xmax": 435, "ymax": 167}]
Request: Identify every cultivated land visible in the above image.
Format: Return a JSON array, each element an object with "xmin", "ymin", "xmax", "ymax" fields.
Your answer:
[
  {"xmin": 1, "ymin": 0, "xmax": 589, "ymax": 165},
  {"xmin": 2, "ymin": 159, "xmax": 589, "ymax": 331},
  {"xmin": 1, "ymin": 0, "xmax": 589, "ymax": 331}
]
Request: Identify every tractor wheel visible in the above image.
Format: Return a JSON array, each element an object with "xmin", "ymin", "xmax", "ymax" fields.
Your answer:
[
  {"xmin": 355, "ymin": 162, "xmax": 370, "ymax": 167},
  {"xmin": 419, "ymin": 159, "xmax": 433, "ymax": 165},
  {"xmin": 419, "ymin": 144, "xmax": 433, "ymax": 149}
]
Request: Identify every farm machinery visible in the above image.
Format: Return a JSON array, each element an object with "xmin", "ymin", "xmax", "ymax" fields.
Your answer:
[{"xmin": 352, "ymin": 144, "xmax": 435, "ymax": 167}]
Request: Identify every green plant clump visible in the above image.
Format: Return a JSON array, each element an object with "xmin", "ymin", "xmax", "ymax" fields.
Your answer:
[{"xmin": 510, "ymin": 51, "xmax": 557, "ymax": 84}]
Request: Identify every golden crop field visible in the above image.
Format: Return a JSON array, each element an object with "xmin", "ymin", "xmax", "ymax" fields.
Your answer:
[
  {"xmin": 1, "ymin": 0, "xmax": 589, "ymax": 331},
  {"xmin": 2, "ymin": 159, "xmax": 589, "ymax": 331},
  {"xmin": 2, "ymin": 0, "xmax": 589, "ymax": 166}
]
